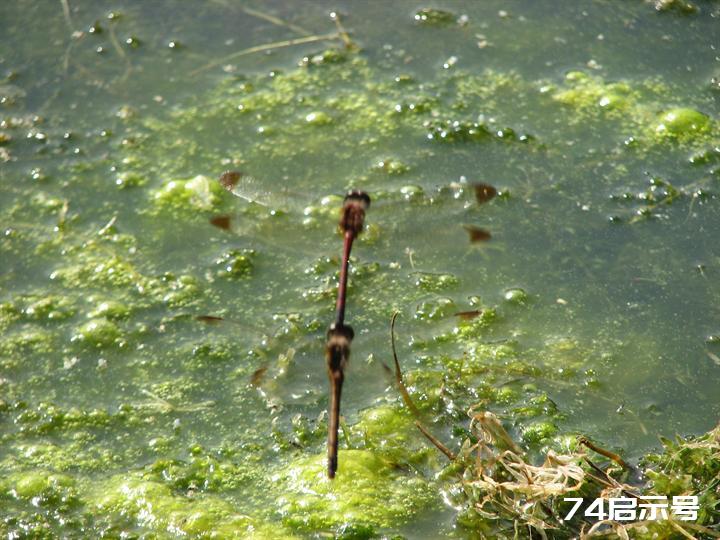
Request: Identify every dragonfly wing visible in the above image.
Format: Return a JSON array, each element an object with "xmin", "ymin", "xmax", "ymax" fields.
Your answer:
[{"xmin": 219, "ymin": 171, "xmax": 275, "ymax": 208}]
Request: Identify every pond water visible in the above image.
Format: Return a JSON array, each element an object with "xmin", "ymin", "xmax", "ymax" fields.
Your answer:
[{"xmin": 1, "ymin": 0, "xmax": 718, "ymax": 538}]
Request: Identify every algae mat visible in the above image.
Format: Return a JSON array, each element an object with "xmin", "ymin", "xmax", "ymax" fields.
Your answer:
[{"xmin": 1, "ymin": 0, "xmax": 719, "ymax": 538}]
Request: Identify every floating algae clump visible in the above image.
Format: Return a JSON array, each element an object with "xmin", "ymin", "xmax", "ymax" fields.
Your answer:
[
  {"xmin": 2, "ymin": 470, "xmax": 76, "ymax": 500},
  {"xmin": 71, "ymin": 318, "xmax": 121, "ymax": 348},
  {"xmin": 150, "ymin": 175, "xmax": 224, "ymax": 214},
  {"xmin": 95, "ymin": 474, "xmax": 292, "ymax": 539},
  {"xmin": 413, "ymin": 7, "xmax": 457, "ymax": 26},
  {"xmin": 553, "ymin": 71, "xmax": 637, "ymax": 114},
  {"xmin": 277, "ymin": 449, "xmax": 435, "ymax": 532},
  {"xmin": 654, "ymin": 107, "xmax": 711, "ymax": 138},
  {"xmin": 214, "ymin": 249, "xmax": 255, "ymax": 279},
  {"xmin": 550, "ymin": 71, "xmax": 717, "ymax": 147}
]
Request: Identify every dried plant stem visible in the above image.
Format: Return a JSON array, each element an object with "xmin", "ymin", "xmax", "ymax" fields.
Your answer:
[
  {"xmin": 330, "ymin": 11, "xmax": 354, "ymax": 49},
  {"xmin": 390, "ymin": 311, "xmax": 420, "ymax": 417},
  {"xmin": 389, "ymin": 312, "xmax": 457, "ymax": 461},
  {"xmin": 577, "ymin": 436, "xmax": 632, "ymax": 470},
  {"xmin": 668, "ymin": 520, "xmax": 697, "ymax": 540},
  {"xmin": 108, "ymin": 24, "xmax": 128, "ymax": 60},
  {"xmin": 415, "ymin": 420, "xmax": 456, "ymax": 460},
  {"xmin": 60, "ymin": 0, "xmax": 73, "ymax": 31},
  {"xmin": 242, "ymin": 6, "xmax": 311, "ymax": 36},
  {"xmin": 190, "ymin": 32, "xmax": 339, "ymax": 76}
]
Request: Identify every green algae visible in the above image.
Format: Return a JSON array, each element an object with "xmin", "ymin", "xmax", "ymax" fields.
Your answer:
[
  {"xmin": 277, "ymin": 449, "xmax": 436, "ymax": 531},
  {"xmin": 415, "ymin": 297, "xmax": 456, "ymax": 320},
  {"xmin": 95, "ymin": 474, "xmax": 288, "ymax": 539},
  {"xmin": 2, "ymin": 471, "xmax": 76, "ymax": 500},
  {"xmin": 549, "ymin": 71, "xmax": 718, "ymax": 147},
  {"xmin": 655, "ymin": 107, "xmax": 711, "ymax": 138},
  {"xmin": 413, "ymin": 272, "xmax": 460, "ymax": 292},
  {"xmin": 71, "ymin": 318, "xmax": 122, "ymax": 348},
  {"xmin": 88, "ymin": 300, "xmax": 131, "ymax": 320},
  {"xmin": 213, "ymin": 248, "xmax": 255, "ymax": 279},
  {"xmin": 414, "ymin": 8, "xmax": 457, "ymax": 26},
  {"xmin": 150, "ymin": 175, "xmax": 225, "ymax": 214},
  {"xmin": 553, "ymin": 71, "xmax": 638, "ymax": 115},
  {"xmin": 2, "ymin": 1, "xmax": 720, "ymax": 538}
]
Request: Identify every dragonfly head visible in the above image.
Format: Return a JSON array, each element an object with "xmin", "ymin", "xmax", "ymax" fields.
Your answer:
[{"xmin": 340, "ymin": 190, "xmax": 371, "ymax": 237}]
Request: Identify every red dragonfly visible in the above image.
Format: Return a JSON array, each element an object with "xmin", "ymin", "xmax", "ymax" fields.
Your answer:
[{"xmin": 205, "ymin": 171, "xmax": 497, "ymax": 477}]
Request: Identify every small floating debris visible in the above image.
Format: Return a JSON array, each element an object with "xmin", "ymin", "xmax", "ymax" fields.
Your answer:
[
  {"xmin": 463, "ymin": 225, "xmax": 492, "ymax": 243},
  {"xmin": 473, "ymin": 183, "xmax": 498, "ymax": 204}
]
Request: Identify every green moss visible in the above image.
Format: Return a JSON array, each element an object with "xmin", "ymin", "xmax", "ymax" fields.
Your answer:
[
  {"xmin": 277, "ymin": 449, "xmax": 435, "ymax": 531},
  {"xmin": 653, "ymin": 0, "xmax": 698, "ymax": 14},
  {"xmin": 445, "ymin": 307, "xmax": 498, "ymax": 342},
  {"xmin": 156, "ymin": 273, "xmax": 203, "ymax": 307}
]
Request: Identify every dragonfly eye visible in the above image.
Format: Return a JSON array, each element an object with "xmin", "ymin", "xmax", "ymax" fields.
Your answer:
[
  {"xmin": 340, "ymin": 192, "xmax": 370, "ymax": 236},
  {"xmin": 344, "ymin": 190, "xmax": 371, "ymax": 209},
  {"xmin": 326, "ymin": 322, "xmax": 354, "ymax": 341}
]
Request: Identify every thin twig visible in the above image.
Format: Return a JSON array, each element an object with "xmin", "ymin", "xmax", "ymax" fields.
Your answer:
[
  {"xmin": 330, "ymin": 11, "xmax": 355, "ymax": 49},
  {"xmin": 57, "ymin": 200, "xmax": 69, "ymax": 232},
  {"xmin": 390, "ymin": 312, "xmax": 458, "ymax": 461},
  {"xmin": 242, "ymin": 6, "xmax": 311, "ymax": 36},
  {"xmin": 108, "ymin": 23, "xmax": 128, "ymax": 60},
  {"xmin": 678, "ymin": 521, "xmax": 720, "ymax": 539},
  {"xmin": 668, "ymin": 519, "xmax": 698, "ymax": 540},
  {"xmin": 577, "ymin": 436, "xmax": 632, "ymax": 470},
  {"xmin": 60, "ymin": 0, "xmax": 74, "ymax": 31},
  {"xmin": 97, "ymin": 215, "xmax": 117, "ymax": 236},
  {"xmin": 390, "ymin": 311, "xmax": 420, "ymax": 416},
  {"xmin": 190, "ymin": 32, "xmax": 340, "ymax": 76},
  {"xmin": 415, "ymin": 420, "xmax": 456, "ymax": 460}
]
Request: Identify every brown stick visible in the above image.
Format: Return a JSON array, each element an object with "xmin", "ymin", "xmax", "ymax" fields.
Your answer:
[
  {"xmin": 390, "ymin": 312, "xmax": 420, "ymax": 416},
  {"xmin": 390, "ymin": 313, "xmax": 457, "ymax": 461},
  {"xmin": 577, "ymin": 436, "xmax": 632, "ymax": 470},
  {"xmin": 241, "ymin": 6, "xmax": 311, "ymax": 36},
  {"xmin": 190, "ymin": 32, "xmax": 339, "ymax": 76},
  {"xmin": 415, "ymin": 420, "xmax": 456, "ymax": 460},
  {"xmin": 330, "ymin": 11, "xmax": 354, "ymax": 49}
]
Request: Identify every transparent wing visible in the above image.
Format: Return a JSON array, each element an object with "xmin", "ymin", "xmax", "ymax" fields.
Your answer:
[{"xmin": 219, "ymin": 170, "xmax": 300, "ymax": 212}]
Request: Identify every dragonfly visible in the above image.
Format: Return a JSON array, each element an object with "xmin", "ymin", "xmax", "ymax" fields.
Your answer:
[{"xmin": 205, "ymin": 170, "xmax": 498, "ymax": 477}]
